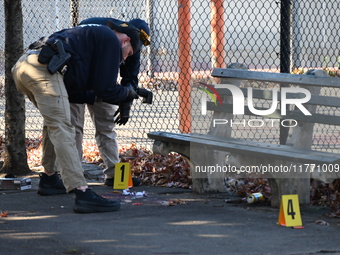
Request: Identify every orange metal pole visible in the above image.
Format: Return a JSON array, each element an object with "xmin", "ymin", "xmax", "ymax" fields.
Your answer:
[
  {"xmin": 211, "ymin": 0, "xmax": 226, "ymax": 68},
  {"xmin": 178, "ymin": 0, "xmax": 192, "ymax": 133}
]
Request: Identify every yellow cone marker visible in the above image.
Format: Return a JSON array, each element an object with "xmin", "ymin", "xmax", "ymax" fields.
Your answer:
[
  {"xmin": 278, "ymin": 194, "xmax": 303, "ymax": 227},
  {"xmin": 114, "ymin": 163, "xmax": 133, "ymax": 189}
]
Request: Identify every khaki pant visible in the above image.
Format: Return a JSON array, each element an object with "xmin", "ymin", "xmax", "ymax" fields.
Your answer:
[
  {"xmin": 11, "ymin": 52, "xmax": 87, "ymax": 192},
  {"xmin": 70, "ymin": 102, "xmax": 119, "ymax": 179}
]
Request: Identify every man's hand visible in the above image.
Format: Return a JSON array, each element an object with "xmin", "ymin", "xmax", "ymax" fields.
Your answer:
[
  {"xmin": 114, "ymin": 102, "xmax": 132, "ymax": 125},
  {"xmin": 125, "ymin": 84, "xmax": 139, "ymax": 102}
]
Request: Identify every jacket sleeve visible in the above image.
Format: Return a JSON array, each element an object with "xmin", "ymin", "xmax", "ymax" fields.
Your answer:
[
  {"xmin": 90, "ymin": 28, "xmax": 128, "ymax": 105},
  {"xmin": 120, "ymin": 51, "xmax": 141, "ymax": 88}
]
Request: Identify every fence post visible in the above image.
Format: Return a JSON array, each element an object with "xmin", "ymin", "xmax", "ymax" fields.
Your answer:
[
  {"xmin": 146, "ymin": 0, "xmax": 156, "ymax": 79},
  {"xmin": 178, "ymin": 0, "xmax": 192, "ymax": 133},
  {"xmin": 279, "ymin": 0, "xmax": 292, "ymax": 145},
  {"xmin": 211, "ymin": 0, "xmax": 226, "ymax": 69},
  {"xmin": 280, "ymin": 0, "xmax": 291, "ymax": 73},
  {"xmin": 70, "ymin": 0, "xmax": 79, "ymax": 27}
]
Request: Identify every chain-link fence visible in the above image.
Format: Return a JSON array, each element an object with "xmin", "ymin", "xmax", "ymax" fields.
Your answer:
[{"xmin": 0, "ymin": 0, "xmax": 339, "ymax": 152}]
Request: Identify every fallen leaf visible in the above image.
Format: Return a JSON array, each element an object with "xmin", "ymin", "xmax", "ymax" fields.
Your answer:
[
  {"xmin": 165, "ymin": 199, "xmax": 188, "ymax": 206},
  {"xmin": 315, "ymin": 220, "xmax": 329, "ymax": 226},
  {"xmin": 1, "ymin": 211, "xmax": 8, "ymax": 217}
]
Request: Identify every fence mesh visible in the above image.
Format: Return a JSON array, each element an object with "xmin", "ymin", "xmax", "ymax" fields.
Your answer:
[{"xmin": 0, "ymin": 0, "xmax": 339, "ymax": 152}]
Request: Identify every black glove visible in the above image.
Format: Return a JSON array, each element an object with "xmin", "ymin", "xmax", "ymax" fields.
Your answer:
[
  {"xmin": 125, "ymin": 84, "xmax": 139, "ymax": 102},
  {"xmin": 114, "ymin": 102, "xmax": 132, "ymax": 125}
]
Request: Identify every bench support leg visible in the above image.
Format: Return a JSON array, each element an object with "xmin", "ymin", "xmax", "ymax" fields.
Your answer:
[
  {"xmin": 190, "ymin": 146, "xmax": 227, "ymax": 194},
  {"xmin": 269, "ymin": 177, "xmax": 310, "ymax": 208},
  {"xmin": 152, "ymin": 141, "xmax": 227, "ymax": 194}
]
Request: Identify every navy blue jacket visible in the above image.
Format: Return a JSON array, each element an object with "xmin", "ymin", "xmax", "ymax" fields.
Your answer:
[
  {"xmin": 79, "ymin": 17, "xmax": 141, "ymax": 88},
  {"xmin": 46, "ymin": 24, "xmax": 128, "ymax": 104}
]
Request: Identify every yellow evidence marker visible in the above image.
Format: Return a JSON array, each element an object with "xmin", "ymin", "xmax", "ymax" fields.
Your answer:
[
  {"xmin": 278, "ymin": 194, "xmax": 303, "ymax": 228},
  {"xmin": 113, "ymin": 163, "xmax": 133, "ymax": 190}
]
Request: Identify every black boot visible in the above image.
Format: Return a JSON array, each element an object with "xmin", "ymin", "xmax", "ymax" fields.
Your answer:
[
  {"xmin": 73, "ymin": 188, "xmax": 121, "ymax": 213},
  {"xmin": 37, "ymin": 172, "xmax": 67, "ymax": 196}
]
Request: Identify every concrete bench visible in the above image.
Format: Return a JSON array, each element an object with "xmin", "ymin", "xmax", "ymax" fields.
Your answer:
[{"xmin": 148, "ymin": 66, "xmax": 340, "ymax": 207}]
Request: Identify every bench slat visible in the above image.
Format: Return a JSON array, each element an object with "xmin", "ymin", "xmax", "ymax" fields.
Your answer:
[
  {"xmin": 207, "ymin": 102, "xmax": 340, "ymax": 125},
  {"xmin": 212, "ymin": 68, "xmax": 340, "ymax": 88},
  {"xmin": 147, "ymin": 131, "xmax": 340, "ymax": 164},
  {"xmin": 213, "ymin": 87, "xmax": 340, "ymax": 108},
  {"xmin": 148, "ymin": 131, "xmax": 190, "ymax": 145}
]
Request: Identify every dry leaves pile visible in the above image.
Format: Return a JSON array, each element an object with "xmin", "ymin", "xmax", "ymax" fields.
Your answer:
[
  {"xmin": 25, "ymin": 136, "xmax": 43, "ymax": 167},
  {"xmin": 1, "ymin": 136, "xmax": 44, "ymax": 167},
  {"xmin": 77, "ymin": 141, "xmax": 192, "ymax": 188},
  {"xmin": 292, "ymin": 67, "xmax": 340, "ymax": 77},
  {"xmin": 118, "ymin": 143, "xmax": 192, "ymax": 189},
  {"xmin": 82, "ymin": 140, "xmax": 103, "ymax": 164},
  {"xmin": 310, "ymin": 179, "xmax": 340, "ymax": 217},
  {"xmin": 1, "ymin": 137, "xmax": 340, "ymax": 214},
  {"xmin": 225, "ymin": 178, "xmax": 272, "ymax": 201}
]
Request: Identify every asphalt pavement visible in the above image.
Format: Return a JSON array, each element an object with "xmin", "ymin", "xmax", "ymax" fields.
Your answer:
[{"xmin": 1, "ymin": 164, "xmax": 340, "ymax": 255}]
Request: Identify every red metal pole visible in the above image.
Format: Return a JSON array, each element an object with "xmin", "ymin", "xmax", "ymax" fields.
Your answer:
[
  {"xmin": 211, "ymin": 0, "xmax": 226, "ymax": 68},
  {"xmin": 178, "ymin": 0, "xmax": 192, "ymax": 133}
]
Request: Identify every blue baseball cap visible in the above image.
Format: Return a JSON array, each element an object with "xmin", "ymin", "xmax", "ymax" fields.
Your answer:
[
  {"xmin": 81, "ymin": 17, "xmax": 150, "ymax": 52},
  {"xmin": 128, "ymin": 19, "xmax": 151, "ymax": 49},
  {"xmin": 128, "ymin": 19, "xmax": 150, "ymax": 37}
]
